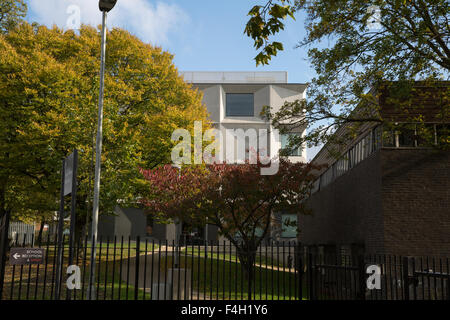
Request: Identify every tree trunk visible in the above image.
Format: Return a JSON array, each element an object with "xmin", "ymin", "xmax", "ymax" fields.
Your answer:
[
  {"xmin": 236, "ymin": 241, "xmax": 257, "ymax": 300},
  {"xmin": 37, "ymin": 220, "xmax": 45, "ymax": 245}
]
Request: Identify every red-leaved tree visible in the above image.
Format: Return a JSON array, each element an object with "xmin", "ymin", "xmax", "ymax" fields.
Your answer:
[{"xmin": 140, "ymin": 158, "xmax": 319, "ymax": 298}]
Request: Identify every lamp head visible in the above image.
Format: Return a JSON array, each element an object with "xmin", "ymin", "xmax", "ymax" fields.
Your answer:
[{"xmin": 99, "ymin": 0, "xmax": 117, "ymax": 12}]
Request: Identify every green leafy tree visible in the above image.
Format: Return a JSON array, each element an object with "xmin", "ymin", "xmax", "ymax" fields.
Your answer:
[
  {"xmin": 0, "ymin": 0, "xmax": 26, "ymax": 33},
  {"xmin": 245, "ymin": 0, "xmax": 449, "ymax": 153},
  {"xmin": 0, "ymin": 22, "xmax": 209, "ymax": 241}
]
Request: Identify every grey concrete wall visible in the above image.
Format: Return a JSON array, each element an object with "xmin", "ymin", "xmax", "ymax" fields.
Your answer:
[{"xmin": 97, "ymin": 215, "xmax": 116, "ymax": 239}]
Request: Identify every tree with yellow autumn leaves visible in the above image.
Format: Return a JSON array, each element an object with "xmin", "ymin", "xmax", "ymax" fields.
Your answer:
[{"xmin": 0, "ymin": 20, "xmax": 209, "ymax": 239}]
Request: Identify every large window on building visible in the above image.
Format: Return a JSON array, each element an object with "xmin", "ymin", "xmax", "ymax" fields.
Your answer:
[
  {"xmin": 281, "ymin": 133, "xmax": 302, "ymax": 156},
  {"xmin": 281, "ymin": 214, "xmax": 297, "ymax": 238},
  {"xmin": 226, "ymin": 93, "xmax": 254, "ymax": 117}
]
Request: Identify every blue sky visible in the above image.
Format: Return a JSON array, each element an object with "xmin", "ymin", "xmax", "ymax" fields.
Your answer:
[{"xmin": 25, "ymin": 0, "xmax": 321, "ymax": 158}]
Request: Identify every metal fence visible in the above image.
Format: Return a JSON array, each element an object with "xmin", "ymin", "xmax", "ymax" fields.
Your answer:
[
  {"xmin": 307, "ymin": 253, "xmax": 450, "ymax": 300},
  {"xmin": 0, "ymin": 235, "xmax": 303, "ymax": 301},
  {"xmin": 0, "ymin": 234, "xmax": 449, "ymax": 301},
  {"xmin": 9, "ymin": 222, "xmax": 35, "ymax": 246}
]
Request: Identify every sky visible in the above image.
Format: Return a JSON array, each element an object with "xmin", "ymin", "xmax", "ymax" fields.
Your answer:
[{"xmin": 25, "ymin": 0, "xmax": 321, "ymax": 160}]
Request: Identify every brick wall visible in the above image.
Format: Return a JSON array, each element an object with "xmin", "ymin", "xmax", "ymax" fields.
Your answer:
[
  {"xmin": 300, "ymin": 151, "xmax": 384, "ymax": 254},
  {"xmin": 381, "ymin": 149, "xmax": 450, "ymax": 256},
  {"xmin": 301, "ymin": 149, "xmax": 450, "ymax": 256}
]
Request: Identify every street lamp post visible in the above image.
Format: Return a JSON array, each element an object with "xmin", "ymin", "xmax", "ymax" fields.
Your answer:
[{"xmin": 88, "ymin": 0, "xmax": 117, "ymax": 300}]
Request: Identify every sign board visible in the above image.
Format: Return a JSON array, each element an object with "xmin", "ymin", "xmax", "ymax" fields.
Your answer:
[
  {"xmin": 64, "ymin": 152, "xmax": 75, "ymax": 196},
  {"xmin": 10, "ymin": 248, "xmax": 45, "ymax": 265}
]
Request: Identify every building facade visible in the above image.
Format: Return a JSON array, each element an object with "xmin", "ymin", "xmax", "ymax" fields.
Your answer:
[
  {"xmin": 300, "ymin": 83, "xmax": 450, "ymax": 257},
  {"xmin": 98, "ymin": 71, "xmax": 307, "ymax": 242}
]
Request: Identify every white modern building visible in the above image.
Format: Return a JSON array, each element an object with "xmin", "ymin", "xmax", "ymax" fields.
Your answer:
[
  {"xmin": 98, "ymin": 71, "xmax": 307, "ymax": 243},
  {"xmin": 182, "ymin": 71, "xmax": 307, "ymax": 163}
]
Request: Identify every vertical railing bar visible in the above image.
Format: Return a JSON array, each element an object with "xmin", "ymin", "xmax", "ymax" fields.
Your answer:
[
  {"xmin": 240, "ymin": 245, "xmax": 243, "ymax": 300},
  {"xmin": 433, "ymin": 257, "xmax": 437, "ymax": 300},
  {"xmin": 126, "ymin": 236, "xmax": 131, "ymax": 300},
  {"xmin": 164, "ymin": 240, "xmax": 168, "ymax": 301},
  {"xmin": 41, "ymin": 233, "xmax": 51, "ymax": 300},
  {"xmin": 222, "ymin": 241, "xmax": 225, "ymax": 300},
  {"xmin": 394, "ymin": 255, "xmax": 399, "ymax": 300},
  {"xmin": 117, "ymin": 236, "xmax": 124, "ymax": 300},
  {"xmin": 96, "ymin": 236, "xmax": 102, "ymax": 300},
  {"xmin": 26, "ymin": 234, "xmax": 35, "ymax": 300},
  {"xmin": 33, "ymin": 233, "xmax": 43, "ymax": 300},
  {"xmin": 271, "ymin": 241, "xmax": 274, "ymax": 301},
  {"xmin": 134, "ymin": 236, "xmax": 140, "ymax": 301},
  {"xmin": 111, "ymin": 236, "xmax": 117, "ymax": 300},
  {"xmin": 178, "ymin": 239, "xmax": 181, "ymax": 300},
  {"xmin": 419, "ymin": 257, "xmax": 424, "ymax": 300},
  {"xmin": 412, "ymin": 257, "xmax": 417, "ymax": 300},
  {"xmin": 439, "ymin": 258, "xmax": 444, "ymax": 300},
  {"xmin": 229, "ymin": 243, "xmax": 232, "ymax": 300},
  {"xmin": 157, "ymin": 240, "xmax": 161, "ymax": 300},
  {"xmin": 204, "ymin": 241, "xmax": 207, "ymax": 300},
  {"xmin": 164, "ymin": 240, "xmax": 169, "ymax": 300},
  {"xmin": 81, "ymin": 235, "xmax": 87, "ymax": 301},
  {"xmin": 216, "ymin": 241, "xmax": 220, "ymax": 300},
  {"xmin": 383, "ymin": 255, "xmax": 387, "ymax": 300},
  {"xmin": 73, "ymin": 235, "xmax": 81, "ymax": 301},
  {"xmin": 259, "ymin": 242, "xmax": 262, "ymax": 301},
  {"xmin": 150, "ymin": 240, "xmax": 155, "ymax": 301},
  {"xmin": 143, "ymin": 239, "xmax": 148, "ymax": 300},
  {"xmin": 426, "ymin": 257, "xmax": 430, "ymax": 300},
  {"xmin": 289, "ymin": 242, "xmax": 292, "ymax": 300},
  {"xmin": 265, "ymin": 242, "xmax": 268, "ymax": 300},
  {"xmin": 235, "ymin": 243, "xmax": 238, "ymax": 300},
  {"xmin": 104, "ymin": 237, "xmax": 109, "ymax": 300},
  {"xmin": 210, "ymin": 241, "xmax": 213, "ymax": 300},
  {"xmin": 282, "ymin": 241, "xmax": 285, "ymax": 300},
  {"xmin": 277, "ymin": 241, "xmax": 280, "ymax": 300},
  {"xmin": 198, "ymin": 241, "xmax": 201, "ymax": 301},
  {"xmin": 87, "ymin": 235, "xmax": 94, "ymax": 300},
  {"xmin": 184, "ymin": 240, "xmax": 187, "ymax": 301},
  {"xmin": 386, "ymin": 255, "xmax": 390, "ymax": 300},
  {"xmin": 10, "ymin": 264, "xmax": 15, "ymax": 300},
  {"xmin": 446, "ymin": 258, "xmax": 449, "ymax": 300},
  {"xmin": 17, "ymin": 234, "xmax": 26, "ymax": 300},
  {"xmin": 10, "ymin": 234, "xmax": 19, "ymax": 300},
  {"xmin": 343, "ymin": 253, "xmax": 347, "ymax": 300},
  {"xmin": 170, "ymin": 240, "xmax": 174, "ymax": 300},
  {"xmin": 190, "ymin": 242, "xmax": 194, "ymax": 300}
]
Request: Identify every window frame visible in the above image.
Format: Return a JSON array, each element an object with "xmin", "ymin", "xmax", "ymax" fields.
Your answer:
[
  {"xmin": 225, "ymin": 93, "xmax": 255, "ymax": 117},
  {"xmin": 280, "ymin": 133, "xmax": 302, "ymax": 157}
]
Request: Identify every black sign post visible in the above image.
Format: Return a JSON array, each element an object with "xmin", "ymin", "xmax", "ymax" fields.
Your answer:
[
  {"xmin": 55, "ymin": 150, "xmax": 78, "ymax": 300},
  {"xmin": 0, "ymin": 210, "xmax": 11, "ymax": 300}
]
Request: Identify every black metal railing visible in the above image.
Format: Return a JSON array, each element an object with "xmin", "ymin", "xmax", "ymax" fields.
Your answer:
[
  {"xmin": 1, "ymin": 234, "xmax": 449, "ymax": 301},
  {"xmin": 1, "ymin": 235, "xmax": 304, "ymax": 301}
]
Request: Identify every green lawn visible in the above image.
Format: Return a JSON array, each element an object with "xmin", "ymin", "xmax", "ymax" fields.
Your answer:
[{"xmin": 158, "ymin": 254, "xmax": 307, "ymax": 300}]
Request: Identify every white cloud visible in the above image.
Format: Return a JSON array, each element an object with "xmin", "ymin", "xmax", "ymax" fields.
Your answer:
[{"xmin": 28, "ymin": 0, "xmax": 189, "ymax": 45}]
